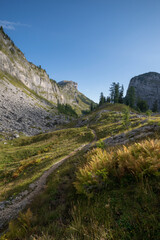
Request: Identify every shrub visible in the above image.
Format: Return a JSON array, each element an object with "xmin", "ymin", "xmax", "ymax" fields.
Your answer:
[
  {"xmin": 122, "ymin": 107, "xmax": 130, "ymax": 127},
  {"xmin": 57, "ymin": 103, "xmax": 78, "ymax": 117},
  {"xmin": 96, "ymin": 139, "xmax": 105, "ymax": 149},
  {"xmin": 3, "ymin": 209, "xmax": 33, "ymax": 240},
  {"xmin": 74, "ymin": 139, "xmax": 160, "ymax": 197}
]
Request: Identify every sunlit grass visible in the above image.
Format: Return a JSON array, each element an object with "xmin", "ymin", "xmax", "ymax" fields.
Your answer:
[
  {"xmin": 0, "ymin": 127, "xmax": 94, "ymax": 200},
  {"xmin": 74, "ymin": 139, "xmax": 160, "ymax": 197}
]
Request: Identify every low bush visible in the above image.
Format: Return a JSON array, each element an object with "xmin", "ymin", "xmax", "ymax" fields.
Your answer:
[{"xmin": 74, "ymin": 139, "xmax": 160, "ymax": 197}]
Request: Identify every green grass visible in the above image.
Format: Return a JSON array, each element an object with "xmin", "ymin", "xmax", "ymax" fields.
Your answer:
[
  {"xmin": 1, "ymin": 106, "xmax": 160, "ymax": 240},
  {"xmin": 2, "ymin": 134, "xmax": 160, "ymax": 240},
  {"xmin": 0, "ymin": 127, "xmax": 94, "ymax": 201},
  {"xmin": 88, "ymin": 111, "xmax": 146, "ymax": 140}
]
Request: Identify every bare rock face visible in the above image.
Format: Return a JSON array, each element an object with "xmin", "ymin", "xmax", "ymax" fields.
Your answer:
[
  {"xmin": 0, "ymin": 28, "xmax": 94, "ymax": 136},
  {"xmin": 0, "ymin": 29, "xmax": 63, "ymax": 104},
  {"xmin": 0, "ymin": 75, "xmax": 70, "ymax": 138},
  {"xmin": 0, "ymin": 28, "xmax": 93, "ymax": 113},
  {"xmin": 127, "ymin": 72, "xmax": 160, "ymax": 111}
]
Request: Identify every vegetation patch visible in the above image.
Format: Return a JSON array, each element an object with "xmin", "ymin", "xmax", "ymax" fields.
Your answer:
[
  {"xmin": 74, "ymin": 139, "xmax": 160, "ymax": 197},
  {"xmin": 2, "ymin": 134, "xmax": 160, "ymax": 240},
  {"xmin": 57, "ymin": 103, "xmax": 78, "ymax": 117},
  {"xmin": 0, "ymin": 127, "xmax": 94, "ymax": 200}
]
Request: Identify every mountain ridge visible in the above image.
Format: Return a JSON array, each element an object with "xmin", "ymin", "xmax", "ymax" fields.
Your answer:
[
  {"xmin": 0, "ymin": 27, "xmax": 94, "ymax": 137},
  {"xmin": 0, "ymin": 27, "xmax": 94, "ymax": 111}
]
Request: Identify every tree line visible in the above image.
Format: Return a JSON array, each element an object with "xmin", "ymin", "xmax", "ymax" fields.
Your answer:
[
  {"xmin": 91, "ymin": 82, "xmax": 158, "ymax": 113},
  {"xmin": 98, "ymin": 82, "xmax": 124, "ymax": 105}
]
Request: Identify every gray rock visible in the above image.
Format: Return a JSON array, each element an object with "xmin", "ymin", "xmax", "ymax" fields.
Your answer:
[{"xmin": 126, "ymin": 72, "xmax": 160, "ymax": 111}]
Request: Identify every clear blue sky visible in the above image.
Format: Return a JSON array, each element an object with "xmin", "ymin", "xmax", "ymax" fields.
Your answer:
[{"xmin": 1, "ymin": 0, "xmax": 160, "ymax": 103}]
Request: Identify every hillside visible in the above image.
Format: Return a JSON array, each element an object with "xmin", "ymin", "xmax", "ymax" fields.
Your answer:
[
  {"xmin": 0, "ymin": 103, "xmax": 160, "ymax": 239},
  {"xmin": 0, "ymin": 27, "xmax": 94, "ymax": 137}
]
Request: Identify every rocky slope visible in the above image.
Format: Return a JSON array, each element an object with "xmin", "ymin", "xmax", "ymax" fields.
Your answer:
[
  {"xmin": 126, "ymin": 72, "xmax": 160, "ymax": 111},
  {"xmin": 0, "ymin": 70, "xmax": 70, "ymax": 139},
  {"xmin": 0, "ymin": 27, "xmax": 94, "ymax": 137}
]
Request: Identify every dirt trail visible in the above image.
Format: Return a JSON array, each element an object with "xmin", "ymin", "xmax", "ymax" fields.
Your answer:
[
  {"xmin": 0, "ymin": 143, "xmax": 92, "ymax": 231},
  {"xmin": 1, "ymin": 124, "xmax": 158, "ymax": 232},
  {"xmin": 0, "ymin": 126, "xmax": 98, "ymax": 232},
  {"xmin": 1, "ymin": 124, "xmax": 158, "ymax": 233}
]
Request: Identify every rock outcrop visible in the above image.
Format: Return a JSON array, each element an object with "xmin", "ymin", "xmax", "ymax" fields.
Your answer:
[
  {"xmin": 0, "ymin": 72, "xmax": 70, "ymax": 138},
  {"xmin": 0, "ymin": 27, "xmax": 94, "ymax": 136},
  {"xmin": 126, "ymin": 72, "xmax": 160, "ymax": 111},
  {"xmin": 0, "ymin": 27, "xmax": 93, "ymax": 112}
]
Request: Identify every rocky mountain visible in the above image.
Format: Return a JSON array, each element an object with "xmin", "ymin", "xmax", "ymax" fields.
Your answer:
[
  {"xmin": 0, "ymin": 27, "xmax": 94, "ymax": 137},
  {"xmin": 126, "ymin": 72, "xmax": 160, "ymax": 111}
]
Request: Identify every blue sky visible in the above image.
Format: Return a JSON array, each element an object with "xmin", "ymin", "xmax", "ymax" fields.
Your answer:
[{"xmin": 1, "ymin": 0, "xmax": 160, "ymax": 103}]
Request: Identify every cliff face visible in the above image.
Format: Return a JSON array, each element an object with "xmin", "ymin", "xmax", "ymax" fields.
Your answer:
[
  {"xmin": 0, "ymin": 29, "xmax": 63, "ymax": 104},
  {"xmin": 0, "ymin": 28, "xmax": 93, "ymax": 112},
  {"xmin": 126, "ymin": 72, "xmax": 160, "ymax": 111},
  {"xmin": 0, "ymin": 28, "xmax": 94, "ymax": 137}
]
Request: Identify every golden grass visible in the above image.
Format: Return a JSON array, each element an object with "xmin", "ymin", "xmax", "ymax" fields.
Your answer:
[
  {"xmin": 75, "ymin": 139, "xmax": 160, "ymax": 196},
  {"xmin": 0, "ymin": 127, "xmax": 94, "ymax": 200}
]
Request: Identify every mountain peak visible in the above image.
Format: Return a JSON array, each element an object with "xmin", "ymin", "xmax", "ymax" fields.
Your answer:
[
  {"xmin": 58, "ymin": 80, "xmax": 78, "ymax": 89},
  {"xmin": 127, "ymin": 71, "xmax": 160, "ymax": 111}
]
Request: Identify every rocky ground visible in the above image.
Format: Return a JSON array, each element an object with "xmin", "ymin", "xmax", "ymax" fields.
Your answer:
[
  {"xmin": 104, "ymin": 123, "xmax": 160, "ymax": 146},
  {"xmin": 0, "ymin": 77, "xmax": 69, "ymax": 140}
]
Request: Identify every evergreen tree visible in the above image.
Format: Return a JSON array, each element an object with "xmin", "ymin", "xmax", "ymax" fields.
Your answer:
[
  {"xmin": 90, "ymin": 102, "xmax": 94, "ymax": 111},
  {"xmin": 99, "ymin": 92, "xmax": 105, "ymax": 105},
  {"xmin": 109, "ymin": 82, "xmax": 116, "ymax": 103},
  {"xmin": 0, "ymin": 26, "xmax": 4, "ymax": 32},
  {"xmin": 127, "ymin": 86, "xmax": 135, "ymax": 108},
  {"xmin": 114, "ymin": 83, "xmax": 120, "ymax": 103},
  {"xmin": 137, "ymin": 99, "xmax": 148, "ymax": 112},
  {"xmin": 110, "ymin": 82, "xmax": 121, "ymax": 104},
  {"xmin": 118, "ymin": 85, "xmax": 124, "ymax": 103},
  {"xmin": 152, "ymin": 100, "xmax": 158, "ymax": 112},
  {"xmin": 106, "ymin": 96, "xmax": 111, "ymax": 103}
]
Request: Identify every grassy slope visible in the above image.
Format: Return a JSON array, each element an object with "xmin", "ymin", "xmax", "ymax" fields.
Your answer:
[
  {"xmin": 0, "ymin": 127, "xmax": 94, "ymax": 201},
  {"xmin": 1, "ymin": 104, "xmax": 160, "ymax": 240},
  {"xmin": 78, "ymin": 103, "xmax": 148, "ymax": 140}
]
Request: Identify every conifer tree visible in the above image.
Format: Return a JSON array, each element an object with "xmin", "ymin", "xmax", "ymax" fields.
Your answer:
[
  {"xmin": 127, "ymin": 86, "xmax": 135, "ymax": 108},
  {"xmin": 106, "ymin": 96, "xmax": 111, "ymax": 103},
  {"xmin": 152, "ymin": 100, "xmax": 158, "ymax": 112},
  {"xmin": 99, "ymin": 92, "xmax": 105, "ymax": 105},
  {"xmin": 137, "ymin": 98, "xmax": 148, "ymax": 112},
  {"xmin": 109, "ymin": 82, "xmax": 116, "ymax": 103},
  {"xmin": 114, "ymin": 83, "xmax": 120, "ymax": 103},
  {"xmin": 118, "ymin": 85, "xmax": 124, "ymax": 103},
  {"xmin": 90, "ymin": 102, "xmax": 94, "ymax": 111}
]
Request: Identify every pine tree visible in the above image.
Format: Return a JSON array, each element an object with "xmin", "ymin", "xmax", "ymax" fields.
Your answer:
[
  {"xmin": 99, "ymin": 92, "xmax": 105, "ymax": 105},
  {"xmin": 137, "ymin": 99, "xmax": 148, "ymax": 112},
  {"xmin": 118, "ymin": 85, "xmax": 124, "ymax": 103},
  {"xmin": 114, "ymin": 83, "xmax": 120, "ymax": 103},
  {"xmin": 110, "ymin": 82, "xmax": 120, "ymax": 104},
  {"xmin": 106, "ymin": 96, "xmax": 111, "ymax": 103},
  {"xmin": 109, "ymin": 82, "xmax": 116, "ymax": 103},
  {"xmin": 127, "ymin": 86, "xmax": 135, "ymax": 108},
  {"xmin": 152, "ymin": 100, "xmax": 158, "ymax": 112},
  {"xmin": 90, "ymin": 102, "xmax": 94, "ymax": 111}
]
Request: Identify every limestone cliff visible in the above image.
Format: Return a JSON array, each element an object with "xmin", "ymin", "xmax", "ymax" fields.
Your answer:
[
  {"xmin": 0, "ymin": 27, "xmax": 94, "ymax": 137},
  {"xmin": 126, "ymin": 72, "xmax": 160, "ymax": 111},
  {"xmin": 0, "ymin": 27, "xmax": 93, "ymax": 113}
]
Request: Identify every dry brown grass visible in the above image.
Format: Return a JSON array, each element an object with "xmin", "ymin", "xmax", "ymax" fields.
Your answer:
[{"xmin": 75, "ymin": 139, "xmax": 160, "ymax": 196}]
